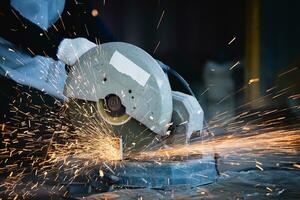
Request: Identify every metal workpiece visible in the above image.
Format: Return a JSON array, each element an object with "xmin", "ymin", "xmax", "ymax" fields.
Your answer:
[
  {"xmin": 63, "ymin": 154, "xmax": 217, "ymax": 197},
  {"xmin": 113, "ymin": 154, "xmax": 218, "ymax": 189}
]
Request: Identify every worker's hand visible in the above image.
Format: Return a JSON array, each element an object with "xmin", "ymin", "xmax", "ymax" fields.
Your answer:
[{"xmin": 57, "ymin": 38, "xmax": 97, "ymax": 66}]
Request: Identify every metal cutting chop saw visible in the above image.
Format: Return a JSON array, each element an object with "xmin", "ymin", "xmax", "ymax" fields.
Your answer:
[{"xmin": 64, "ymin": 42, "xmax": 204, "ymax": 155}]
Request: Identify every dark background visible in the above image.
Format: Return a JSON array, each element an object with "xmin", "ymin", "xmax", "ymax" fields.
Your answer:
[
  {"xmin": 98, "ymin": 0, "xmax": 300, "ymax": 118},
  {"xmin": 99, "ymin": 0, "xmax": 245, "ymax": 88}
]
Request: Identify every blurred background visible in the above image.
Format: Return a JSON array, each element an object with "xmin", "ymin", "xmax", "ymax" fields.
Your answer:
[{"xmin": 97, "ymin": 0, "xmax": 300, "ymax": 120}]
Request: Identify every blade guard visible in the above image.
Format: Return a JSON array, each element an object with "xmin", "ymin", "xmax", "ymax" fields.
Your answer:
[{"xmin": 64, "ymin": 42, "xmax": 173, "ymax": 136}]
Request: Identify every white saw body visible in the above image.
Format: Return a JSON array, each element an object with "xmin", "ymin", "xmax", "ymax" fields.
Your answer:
[{"xmin": 64, "ymin": 42, "xmax": 204, "ymax": 151}]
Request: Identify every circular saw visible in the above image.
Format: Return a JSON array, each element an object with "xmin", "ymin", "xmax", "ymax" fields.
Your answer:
[{"xmin": 63, "ymin": 42, "xmax": 204, "ymax": 155}]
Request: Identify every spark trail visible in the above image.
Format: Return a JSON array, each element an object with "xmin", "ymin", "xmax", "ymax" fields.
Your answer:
[{"xmin": 0, "ymin": 85, "xmax": 121, "ymax": 199}]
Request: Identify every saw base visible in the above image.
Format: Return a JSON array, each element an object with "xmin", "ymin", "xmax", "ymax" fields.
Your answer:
[{"xmin": 64, "ymin": 154, "xmax": 218, "ymax": 197}]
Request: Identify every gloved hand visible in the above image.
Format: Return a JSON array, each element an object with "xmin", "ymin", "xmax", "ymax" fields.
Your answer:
[{"xmin": 57, "ymin": 37, "xmax": 97, "ymax": 66}]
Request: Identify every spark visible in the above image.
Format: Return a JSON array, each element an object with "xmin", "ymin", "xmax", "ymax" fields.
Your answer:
[
  {"xmin": 200, "ymin": 87, "xmax": 210, "ymax": 96},
  {"xmin": 0, "ymin": 86, "xmax": 121, "ymax": 197},
  {"xmin": 229, "ymin": 61, "xmax": 240, "ymax": 70},
  {"xmin": 228, "ymin": 37, "xmax": 236, "ymax": 45},
  {"xmin": 266, "ymin": 187, "xmax": 273, "ymax": 192},
  {"xmin": 278, "ymin": 67, "xmax": 298, "ymax": 77},
  {"xmin": 91, "ymin": 9, "xmax": 99, "ymax": 17},
  {"xmin": 10, "ymin": 9, "xmax": 25, "ymax": 28},
  {"xmin": 57, "ymin": 10, "xmax": 66, "ymax": 31},
  {"xmin": 293, "ymin": 163, "xmax": 300, "ymax": 168},
  {"xmin": 156, "ymin": 10, "xmax": 165, "ymax": 29},
  {"xmin": 256, "ymin": 164, "xmax": 264, "ymax": 171},
  {"xmin": 289, "ymin": 94, "xmax": 300, "ymax": 100},
  {"xmin": 153, "ymin": 41, "xmax": 161, "ymax": 54},
  {"xmin": 99, "ymin": 169, "xmax": 104, "ymax": 177},
  {"xmin": 248, "ymin": 78, "xmax": 259, "ymax": 84},
  {"xmin": 178, "ymin": 121, "xmax": 188, "ymax": 126},
  {"xmin": 133, "ymin": 129, "xmax": 300, "ymax": 161}
]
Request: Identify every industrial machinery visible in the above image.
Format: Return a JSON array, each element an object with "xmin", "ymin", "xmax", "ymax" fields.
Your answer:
[
  {"xmin": 62, "ymin": 42, "xmax": 218, "ymax": 196},
  {"xmin": 64, "ymin": 42, "xmax": 204, "ymax": 153}
]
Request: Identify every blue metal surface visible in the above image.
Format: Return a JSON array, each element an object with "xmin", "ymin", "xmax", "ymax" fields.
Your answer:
[{"xmin": 114, "ymin": 155, "xmax": 218, "ymax": 189}]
